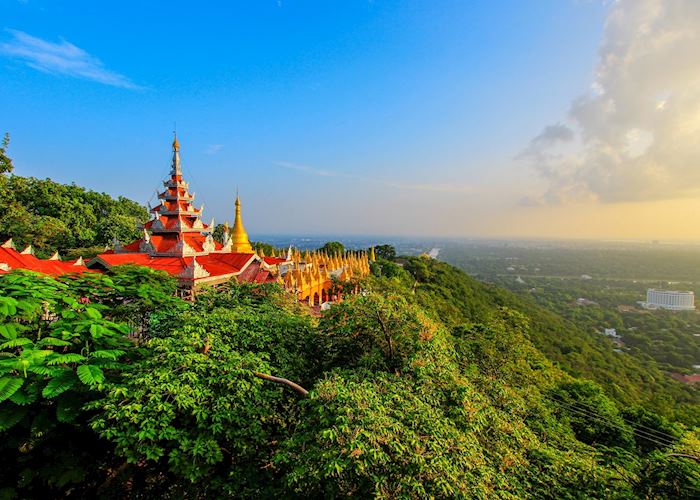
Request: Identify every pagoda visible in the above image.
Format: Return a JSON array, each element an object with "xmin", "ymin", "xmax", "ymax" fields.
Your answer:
[
  {"xmin": 89, "ymin": 135, "xmax": 284, "ymax": 292},
  {"xmin": 127, "ymin": 134, "xmax": 218, "ymax": 257}
]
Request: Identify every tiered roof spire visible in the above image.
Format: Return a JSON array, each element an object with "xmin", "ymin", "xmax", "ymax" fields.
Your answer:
[{"xmin": 116, "ymin": 135, "xmax": 216, "ymax": 257}]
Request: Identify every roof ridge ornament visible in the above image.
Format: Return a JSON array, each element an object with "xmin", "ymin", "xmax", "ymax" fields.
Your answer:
[
  {"xmin": 178, "ymin": 255, "xmax": 211, "ymax": 280},
  {"xmin": 112, "ymin": 236, "xmax": 123, "ymax": 253}
]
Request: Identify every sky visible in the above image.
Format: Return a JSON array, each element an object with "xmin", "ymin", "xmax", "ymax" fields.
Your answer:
[{"xmin": 2, "ymin": 0, "xmax": 700, "ymax": 241}]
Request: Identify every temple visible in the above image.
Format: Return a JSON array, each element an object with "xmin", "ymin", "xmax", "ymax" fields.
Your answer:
[{"xmin": 86, "ymin": 136, "xmax": 371, "ymax": 302}]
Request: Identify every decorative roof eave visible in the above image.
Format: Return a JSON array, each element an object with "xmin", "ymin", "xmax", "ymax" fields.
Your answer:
[
  {"xmin": 163, "ymin": 179, "xmax": 189, "ymax": 189},
  {"xmin": 159, "ymin": 191, "xmax": 194, "ymax": 201},
  {"xmin": 150, "ymin": 226, "xmax": 205, "ymax": 234},
  {"xmin": 86, "ymin": 255, "xmax": 113, "ymax": 269},
  {"xmin": 149, "ymin": 251, "xmax": 211, "ymax": 257},
  {"xmin": 178, "ymin": 256, "xmax": 210, "ymax": 280},
  {"xmin": 1, "ymin": 239, "xmax": 16, "ymax": 250},
  {"xmin": 155, "ymin": 207, "xmax": 202, "ymax": 216}
]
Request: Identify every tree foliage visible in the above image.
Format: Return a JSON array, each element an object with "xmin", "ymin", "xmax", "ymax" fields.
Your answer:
[
  {"xmin": 374, "ymin": 243, "xmax": 396, "ymax": 260},
  {"xmin": 0, "ymin": 255, "xmax": 698, "ymax": 498},
  {"xmin": 0, "ymin": 271, "xmax": 136, "ymax": 495},
  {"xmin": 0, "ymin": 174, "xmax": 148, "ymax": 258},
  {"xmin": 319, "ymin": 241, "xmax": 345, "ymax": 256},
  {"xmin": 0, "ymin": 133, "xmax": 13, "ymax": 174}
]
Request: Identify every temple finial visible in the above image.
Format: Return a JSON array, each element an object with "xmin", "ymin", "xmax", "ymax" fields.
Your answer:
[{"xmin": 171, "ymin": 133, "xmax": 182, "ymax": 175}]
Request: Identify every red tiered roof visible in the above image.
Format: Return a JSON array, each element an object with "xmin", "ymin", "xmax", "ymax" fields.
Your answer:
[
  {"xmin": 0, "ymin": 243, "xmax": 89, "ymax": 276},
  {"xmin": 91, "ymin": 251, "xmax": 273, "ymax": 285}
]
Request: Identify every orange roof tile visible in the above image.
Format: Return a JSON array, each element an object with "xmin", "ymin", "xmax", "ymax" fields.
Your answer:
[
  {"xmin": 0, "ymin": 246, "xmax": 89, "ymax": 276},
  {"xmin": 91, "ymin": 251, "xmax": 262, "ymax": 283}
]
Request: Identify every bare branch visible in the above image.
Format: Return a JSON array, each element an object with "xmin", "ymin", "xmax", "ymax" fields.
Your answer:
[{"xmin": 254, "ymin": 372, "xmax": 309, "ymax": 397}]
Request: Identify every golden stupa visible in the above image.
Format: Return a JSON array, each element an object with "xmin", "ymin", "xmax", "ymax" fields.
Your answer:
[{"xmin": 231, "ymin": 195, "xmax": 253, "ymax": 253}]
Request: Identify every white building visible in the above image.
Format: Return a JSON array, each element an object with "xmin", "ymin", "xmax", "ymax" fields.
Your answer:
[{"xmin": 641, "ymin": 289, "xmax": 695, "ymax": 311}]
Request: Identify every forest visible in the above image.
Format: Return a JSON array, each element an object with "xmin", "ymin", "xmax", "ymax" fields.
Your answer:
[{"xmin": 0, "ymin": 257, "xmax": 698, "ymax": 498}]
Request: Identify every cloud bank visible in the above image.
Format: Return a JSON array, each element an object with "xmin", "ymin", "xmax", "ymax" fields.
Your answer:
[
  {"xmin": 524, "ymin": 0, "xmax": 700, "ymax": 204},
  {"xmin": 0, "ymin": 29, "xmax": 141, "ymax": 89}
]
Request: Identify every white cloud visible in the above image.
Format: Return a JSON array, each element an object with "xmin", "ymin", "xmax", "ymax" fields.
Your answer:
[
  {"xmin": 274, "ymin": 161, "xmax": 472, "ymax": 194},
  {"xmin": 0, "ymin": 29, "xmax": 142, "ymax": 89},
  {"xmin": 205, "ymin": 144, "xmax": 224, "ymax": 155},
  {"xmin": 523, "ymin": 0, "xmax": 700, "ymax": 204}
]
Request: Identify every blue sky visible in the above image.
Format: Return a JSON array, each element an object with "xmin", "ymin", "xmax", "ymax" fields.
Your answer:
[{"xmin": 4, "ymin": 0, "xmax": 658, "ymax": 238}]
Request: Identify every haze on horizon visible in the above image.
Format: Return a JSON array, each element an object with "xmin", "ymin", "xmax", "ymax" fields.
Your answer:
[{"xmin": 2, "ymin": 0, "xmax": 700, "ymax": 242}]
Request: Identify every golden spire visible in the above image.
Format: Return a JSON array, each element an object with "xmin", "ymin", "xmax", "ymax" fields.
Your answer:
[
  {"xmin": 172, "ymin": 133, "xmax": 180, "ymax": 152},
  {"xmin": 231, "ymin": 194, "xmax": 253, "ymax": 252},
  {"xmin": 370, "ymin": 246, "xmax": 376, "ymax": 262}
]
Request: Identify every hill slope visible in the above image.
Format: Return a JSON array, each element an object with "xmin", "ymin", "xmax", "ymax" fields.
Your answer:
[{"xmin": 396, "ymin": 256, "xmax": 700, "ymax": 426}]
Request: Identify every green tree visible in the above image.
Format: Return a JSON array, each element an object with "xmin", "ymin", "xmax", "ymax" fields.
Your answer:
[
  {"xmin": 0, "ymin": 175, "xmax": 148, "ymax": 257},
  {"xmin": 0, "ymin": 270, "xmax": 135, "ymax": 495},
  {"xmin": 212, "ymin": 223, "xmax": 227, "ymax": 244},
  {"xmin": 317, "ymin": 292, "xmax": 432, "ymax": 373},
  {"xmin": 252, "ymin": 241, "xmax": 277, "ymax": 256},
  {"xmin": 319, "ymin": 241, "xmax": 345, "ymax": 256},
  {"xmin": 375, "ymin": 244, "xmax": 396, "ymax": 260},
  {"xmin": 549, "ymin": 380, "xmax": 635, "ymax": 449},
  {"xmin": 0, "ymin": 133, "xmax": 13, "ymax": 174}
]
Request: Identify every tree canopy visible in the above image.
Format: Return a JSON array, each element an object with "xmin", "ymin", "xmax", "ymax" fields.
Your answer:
[
  {"xmin": 0, "ymin": 175, "xmax": 148, "ymax": 258},
  {"xmin": 1, "ymin": 263, "xmax": 697, "ymax": 498},
  {"xmin": 0, "ymin": 133, "xmax": 13, "ymax": 174},
  {"xmin": 319, "ymin": 241, "xmax": 345, "ymax": 255}
]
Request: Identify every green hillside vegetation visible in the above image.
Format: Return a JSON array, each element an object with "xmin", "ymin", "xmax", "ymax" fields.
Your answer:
[
  {"xmin": 393, "ymin": 256, "xmax": 700, "ymax": 427},
  {"xmin": 0, "ymin": 259, "xmax": 698, "ymax": 498},
  {"xmin": 0, "ymin": 174, "xmax": 148, "ymax": 259},
  {"xmin": 439, "ymin": 243, "xmax": 700, "ymax": 375}
]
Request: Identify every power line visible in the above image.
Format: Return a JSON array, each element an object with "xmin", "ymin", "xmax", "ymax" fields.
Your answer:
[
  {"xmin": 548, "ymin": 392, "xmax": 683, "ymax": 444},
  {"xmin": 547, "ymin": 394, "xmax": 678, "ymax": 449},
  {"xmin": 547, "ymin": 394, "xmax": 677, "ymax": 446}
]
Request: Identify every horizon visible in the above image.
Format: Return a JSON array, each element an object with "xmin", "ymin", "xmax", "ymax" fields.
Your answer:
[{"xmin": 3, "ymin": 1, "xmax": 700, "ymax": 241}]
